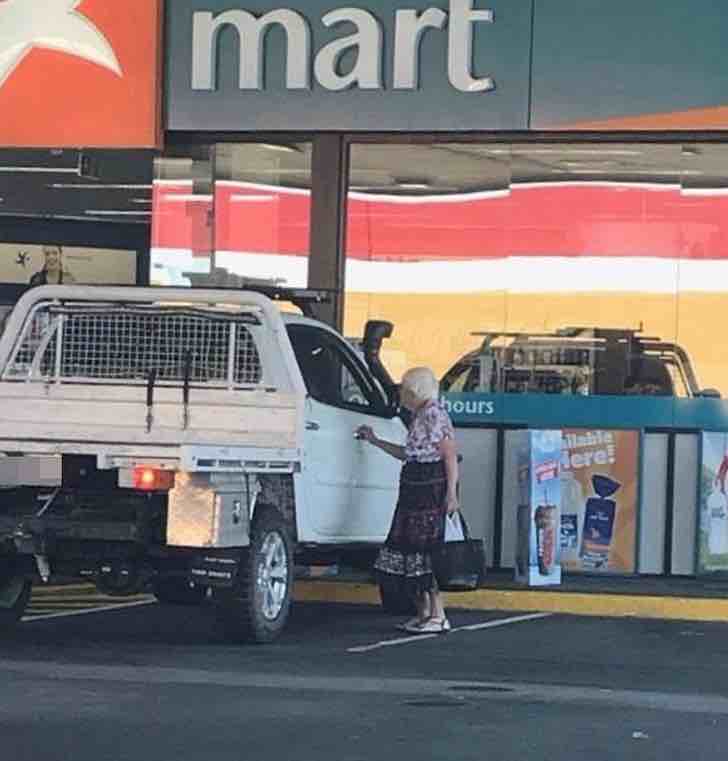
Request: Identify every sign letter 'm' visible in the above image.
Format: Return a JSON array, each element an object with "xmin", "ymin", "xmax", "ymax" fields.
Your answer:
[{"xmin": 192, "ymin": 9, "xmax": 311, "ymax": 90}]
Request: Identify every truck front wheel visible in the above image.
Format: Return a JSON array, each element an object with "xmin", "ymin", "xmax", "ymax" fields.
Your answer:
[
  {"xmin": 0, "ymin": 574, "xmax": 31, "ymax": 630},
  {"xmin": 214, "ymin": 506, "xmax": 293, "ymax": 643}
]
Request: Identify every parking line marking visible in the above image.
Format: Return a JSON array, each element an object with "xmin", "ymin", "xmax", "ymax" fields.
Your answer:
[
  {"xmin": 348, "ymin": 632, "xmax": 441, "ymax": 652},
  {"xmin": 459, "ymin": 612, "xmax": 553, "ymax": 631},
  {"xmin": 347, "ymin": 612, "xmax": 553, "ymax": 653},
  {"xmin": 22, "ymin": 599, "xmax": 156, "ymax": 622}
]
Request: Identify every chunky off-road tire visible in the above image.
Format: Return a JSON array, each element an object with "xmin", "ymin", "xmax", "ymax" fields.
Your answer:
[
  {"xmin": 214, "ymin": 506, "xmax": 293, "ymax": 643},
  {"xmin": 0, "ymin": 574, "xmax": 31, "ymax": 630},
  {"xmin": 152, "ymin": 578, "xmax": 206, "ymax": 605},
  {"xmin": 378, "ymin": 574, "xmax": 416, "ymax": 616}
]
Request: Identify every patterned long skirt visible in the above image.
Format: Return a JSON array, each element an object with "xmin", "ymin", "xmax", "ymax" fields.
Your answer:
[{"xmin": 374, "ymin": 460, "xmax": 448, "ymax": 597}]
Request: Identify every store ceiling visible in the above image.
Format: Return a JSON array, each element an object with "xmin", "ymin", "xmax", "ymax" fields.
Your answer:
[
  {"xmin": 0, "ymin": 149, "xmax": 154, "ymax": 224},
  {"xmin": 176, "ymin": 141, "xmax": 728, "ymax": 195},
  {"xmin": 347, "ymin": 142, "xmax": 728, "ymax": 195},
  {"xmin": 0, "ymin": 143, "xmax": 727, "ymax": 223}
]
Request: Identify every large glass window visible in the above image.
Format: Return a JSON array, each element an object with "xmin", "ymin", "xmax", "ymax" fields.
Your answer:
[
  {"xmin": 500, "ymin": 143, "xmax": 680, "ymax": 401},
  {"xmin": 344, "ymin": 142, "xmax": 510, "ymax": 382},
  {"xmin": 676, "ymin": 144, "xmax": 728, "ymax": 400},
  {"xmin": 344, "ymin": 140, "xmax": 728, "ymax": 578},
  {"xmin": 152, "ymin": 142, "xmax": 312, "ymax": 289},
  {"xmin": 341, "ymin": 141, "xmax": 728, "ymax": 406}
]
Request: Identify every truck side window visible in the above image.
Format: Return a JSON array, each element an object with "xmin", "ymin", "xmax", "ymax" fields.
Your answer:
[{"xmin": 287, "ymin": 325, "xmax": 382, "ymax": 412}]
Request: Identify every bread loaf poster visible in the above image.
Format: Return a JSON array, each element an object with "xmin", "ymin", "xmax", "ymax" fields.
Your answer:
[{"xmin": 560, "ymin": 430, "xmax": 639, "ymax": 574}]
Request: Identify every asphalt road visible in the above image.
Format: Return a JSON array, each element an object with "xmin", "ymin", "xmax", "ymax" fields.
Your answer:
[{"xmin": 3, "ymin": 595, "xmax": 728, "ymax": 761}]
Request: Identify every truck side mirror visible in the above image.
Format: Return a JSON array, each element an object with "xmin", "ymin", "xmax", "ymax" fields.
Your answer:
[{"xmin": 362, "ymin": 319, "xmax": 399, "ymax": 410}]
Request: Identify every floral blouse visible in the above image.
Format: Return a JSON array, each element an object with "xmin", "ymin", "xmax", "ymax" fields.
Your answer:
[{"xmin": 404, "ymin": 400, "xmax": 455, "ymax": 463}]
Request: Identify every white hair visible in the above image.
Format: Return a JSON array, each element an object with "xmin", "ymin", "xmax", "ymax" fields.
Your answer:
[{"xmin": 401, "ymin": 366, "xmax": 439, "ymax": 402}]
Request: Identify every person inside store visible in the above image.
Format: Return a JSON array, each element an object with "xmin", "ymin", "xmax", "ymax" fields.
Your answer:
[
  {"xmin": 355, "ymin": 366, "xmax": 459, "ymax": 634},
  {"xmin": 715, "ymin": 452, "xmax": 728, "ymax": 495},
  {"xmin": 29, "ymin": 245, "xmax": 76, "ymax": 286}
]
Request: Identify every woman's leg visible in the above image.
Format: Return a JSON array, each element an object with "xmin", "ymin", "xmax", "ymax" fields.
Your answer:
[
  {"xmin": 406, "ymin": 587, "xmax": 448, "ymax": 633},
  {"xmin": 415, "ymin": 591, "xmax": 431, "ymax": 622},
  {"xmin": 428, "ymin": 590, "xmax": 446, "ymax": 621}
]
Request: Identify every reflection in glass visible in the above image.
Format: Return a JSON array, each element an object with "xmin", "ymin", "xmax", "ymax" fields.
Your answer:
[
  {"xmin": 344, "ymin": 143, "xmax": 511, "ymax": 380},
  {"xmin": 151, "ymin": 145, "xmax": 214, "ymax": 287},
  {"xmin": 501, "ymin": 143, "xmax": 682, "ymax": 400},
  {"xmin": 343, "ymin": 141, "xmax": 726, "ymax": 399},
  {"xmin": 151, "ymin": 142, "xmax": 312, "ymax": 289},
  {"xmin": 213, "ymin": 143, "xmax": 312, "ymax": 289},
  {"xmin": 440, "ymin": 328, "xmax": 698, "ymax": 397},
  {"xmin": 676, "ymin": 144, "xmax": 728, "ymax": 401}
]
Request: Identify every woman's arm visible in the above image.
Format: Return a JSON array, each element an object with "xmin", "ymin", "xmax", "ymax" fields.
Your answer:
[
  {"xmin": 356, "ymin": 425, "xmax": 407, "ymax": 461},
  {"xmin": 373, "ymin": 437, "xmax": 407, "ymax": 461},
  {"xmin": 440, "ymin": 436, "xmax": 459, "ymax": 514}
]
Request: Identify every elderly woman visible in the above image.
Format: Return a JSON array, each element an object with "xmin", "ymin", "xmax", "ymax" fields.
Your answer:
[{"xmin": 356, "ymin": 366, "xmax": 459, "ymax": 634}]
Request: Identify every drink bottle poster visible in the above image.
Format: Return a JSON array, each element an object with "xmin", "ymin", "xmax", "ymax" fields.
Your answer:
[
  {"xmin": 560, "ymin": 429, "xmax": 639, "ymax": 574},
  {"xmin": 515, "ymin": 429, "xmax": 562, "ymax": 586},
  {"xmin": 698, "ymin": 432, "xmax": 728, "ymax": 573}
]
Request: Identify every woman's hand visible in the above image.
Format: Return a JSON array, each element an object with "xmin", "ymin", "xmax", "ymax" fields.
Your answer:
[
  {"xmin": 355, "ymin": 425, "xmax": 377, "ymax": 444},
  {"xmin": 445, "ymin": 493, "xmax": 459, "ymax": 515}
]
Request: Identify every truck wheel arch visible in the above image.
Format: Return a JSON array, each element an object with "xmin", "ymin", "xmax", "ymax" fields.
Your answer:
[{"xmin": 213, "ymin": 503, "xmax": 294, "ymax": 643}]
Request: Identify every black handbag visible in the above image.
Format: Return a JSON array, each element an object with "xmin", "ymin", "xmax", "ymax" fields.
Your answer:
[{"xmin": 432, "ymin": 512, "xmax": 487, "ymax": 592}]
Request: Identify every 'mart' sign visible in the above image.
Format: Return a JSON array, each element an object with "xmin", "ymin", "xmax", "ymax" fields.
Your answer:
[
  {"xmin": 165, "ymin": 0, "xmax": 532, "ymax": 131},
  {"xmin": 191, "ymin": 0, "xmax": 495, "ymax": 93}
]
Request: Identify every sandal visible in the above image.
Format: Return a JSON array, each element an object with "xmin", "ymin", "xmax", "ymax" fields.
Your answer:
[
  {"xmin": 397, "ymin": 616, "xmax": 428, "ymax": 631},
  {"xmin": 405, "ymin": 616, "xmax": 451, "ymax": 634}
]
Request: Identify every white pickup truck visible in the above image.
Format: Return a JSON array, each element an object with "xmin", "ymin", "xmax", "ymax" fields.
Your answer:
[{"xmin": 0, "ymin": 285, "xmax": 407, "ymax": 642}]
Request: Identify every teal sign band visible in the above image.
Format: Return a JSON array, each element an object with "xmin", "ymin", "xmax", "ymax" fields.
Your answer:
[
  {"xmin": 444, "ymin": 393, "xmax": 728, "ymax": 431},
  {"xmin": 530, "ymin": 0, "xmax": 728, "ymax": 128},
  {"xmin": 166, "ymin": 0, "xmax": 728, "ymax": 132}
]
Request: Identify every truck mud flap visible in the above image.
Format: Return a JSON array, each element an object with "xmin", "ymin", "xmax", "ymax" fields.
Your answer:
[{"xmin": 189, "ymin": 549, "xmax": 241, "ymax": 588}]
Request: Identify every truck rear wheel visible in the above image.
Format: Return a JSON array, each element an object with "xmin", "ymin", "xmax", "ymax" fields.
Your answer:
[
  {"xmin": 214, "ymin": 506, "xmax": 293, "ymax": 643},
  {"xmin": 0, "ymin": 574, "xmax": 31, "ymax": 630}
]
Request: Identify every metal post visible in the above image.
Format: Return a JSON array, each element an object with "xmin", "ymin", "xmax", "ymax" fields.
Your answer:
[
  {"xmin": 307, "ymin": 135, "xmax": 349, "ymax": 330},
  {"xmin": 493, "ymin": 428, "xmax": 506, "ymax": 569},
  {"xmin": 664, "ymin": 432, "xmax": 676, "ymax": 575}
]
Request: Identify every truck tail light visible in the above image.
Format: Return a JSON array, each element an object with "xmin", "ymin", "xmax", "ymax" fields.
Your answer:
[{"xmin": 133, "ymin": 467, "xmax": 175, "ymax": 492}]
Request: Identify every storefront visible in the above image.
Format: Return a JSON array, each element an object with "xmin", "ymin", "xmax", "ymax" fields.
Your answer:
[{"xmin": 4, "ymin": 0, "xmax": 728, "ymax": 578}]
